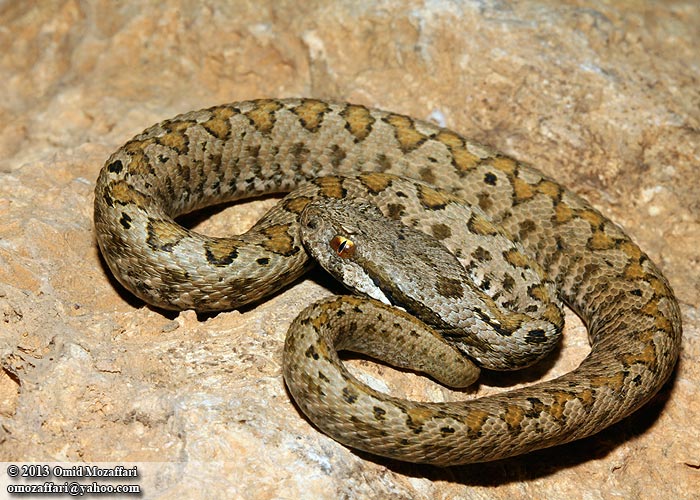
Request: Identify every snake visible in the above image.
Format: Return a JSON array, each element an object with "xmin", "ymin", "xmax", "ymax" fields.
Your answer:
[{"xmin": 94, "ymin": 98, "xmax": 682, "ymax": 466}]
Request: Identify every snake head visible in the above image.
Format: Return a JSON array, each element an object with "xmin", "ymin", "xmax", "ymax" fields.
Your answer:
[{"xmin": 300, "ymin": 198, "xmax": 394, "ymax": 305}]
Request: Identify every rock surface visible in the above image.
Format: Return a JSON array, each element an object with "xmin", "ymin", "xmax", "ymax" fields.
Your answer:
[{"xmin": 0, "ymin": 1, "xmax": 698, "ymax": 498}]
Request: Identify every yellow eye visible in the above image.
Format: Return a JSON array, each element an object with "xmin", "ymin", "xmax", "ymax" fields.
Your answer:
[{"xmin": 330, "ymin": 235, "xmax": 355, "ymax": 258}]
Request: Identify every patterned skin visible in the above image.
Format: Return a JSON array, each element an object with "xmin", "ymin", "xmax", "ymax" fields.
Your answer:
[{"xmin": 94, "ymin": 98, "xmax": 681, "ymax": 465}]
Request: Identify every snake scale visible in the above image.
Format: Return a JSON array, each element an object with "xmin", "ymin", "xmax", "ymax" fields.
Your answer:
[{"xmin": 94, "ymin": 98, "xmax": 681, "ymax": 466}]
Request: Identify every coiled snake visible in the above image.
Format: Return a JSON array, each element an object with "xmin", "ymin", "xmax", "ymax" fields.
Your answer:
[{"xmin": 94, "ymin": 98, "xmax": 681, "ymax": 466}]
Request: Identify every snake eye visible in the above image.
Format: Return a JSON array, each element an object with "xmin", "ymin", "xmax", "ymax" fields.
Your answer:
[{"xmin": 330, "ymin": 235, "xmax": 355, "ymax": 258}]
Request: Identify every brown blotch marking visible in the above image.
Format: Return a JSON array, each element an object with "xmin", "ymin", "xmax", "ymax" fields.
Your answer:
[
  {"xmin": 436, "ymin": 275, "xmax": 464, "ymax": 299},
  {"xmin": 340, "ymin": 104, "xmax": 375, "ymax": 142},
  {"xmin": 146, "ymin": 218, "xmax": 189, "ymax": 252},
  {"xmin": 504, "ymin": 405, "xmax": 525, "ymax": 430},
  {"xmin": 204, "ymin": 238, "xmax": 240, "ymax": 265},
  {"xmin": 634, "ymin": 323, "xmax": 657, "ymax": 344},
  {"xmin": 106, "ymin": 180, "xmax": 150, "ymax": 208},
  {"xmin": 543, "ymin": 303, "xmax": 565, "ymax": 328},
  {"xmin": 158, "ymin": 120, "xmax": 193, "ymax": 154},
  {"xmin": 440, "ymin": 426, "xmax": 456, "ymax": 436},
  {"xmin": 654, "ymin": 312, "xmax": 673, "ymax": 334},
  {"xmin": 467, "ymin": 213, "xmax": 499, "ymax": 236},
  {"xmin": 122, "ymin": 137, "xmax": 158, "ymax": 172},
  {"xmin": 245, "ymin": 99, "xmax": 283, "ymax": 134},
  {"xmin": 622, "ymin": 344, "xmax": 658, "ymax": 369},
  {"xmin": 283, "ymin": 196, "xmax": 312, "ymax": 214},
  {"xmin": 434, "ymin": 130, "xmax": 481, "ymax": 173},
  {"xmin": 431, "ymin": 223, "xmax": 452, "ymax": 240},
  {"xmin": 384, "ymin": 114, "xmax": 427, "ymax": 153},
  {"xmin": 503, "ymin": 248, "xmax": 531, "ymax": 268},
  {"xmin": 623, "ymin": 260, "xmax": 647, "ymax": 280},
  {"xmin": 491, "ymin": 307, "xmax": 525, "ymax": 333},
  {"xmin": 590, "ymin": 370, "xmax": 625, "ymax": 391},
  {"xmin": 358, "ymin": 172, "xmax": 395, "ymax": 194},
  {"xmin": 417, "ymin": 184, "xmax": 454, "ymax": 210},
  {"xmin": 314, "ymin": 176, "xmax": 345, "ymax": 199},
  {"xmin": 477, "ymin": 192, "xmax": 493, "ymax": 211},
  {"xmin": 577, "ymin": 389, "xmax": 595, "ymax": 406},
  {"xmin": 527, "ymin": 284, "xmax": 550, "ymax": 302},
  {"xmin": 641, "ymin": 299, "xmax": 671, "ymax": 332},
  {"xmin": 618, "ymin": 240, "xmax": 643, "ymax": 260},
  {"xmin": 202, "ymin": 106, "xmax": 236, "ymax": 140},
  {"xmin": 261, "ymin": 224, "xmax": 297, "ymax": 256},
  {"xmin": 292, "ymin": 99, "xmax": 331, "ymax": 132},
  {"xmin": 464, "ymin": 410, "xmax": 490, "ymax": 438},
  {"xmin": 121, "ymin": 149, "xmax": 156, "ymax": 178},
  {"xmin": 578, "ymin": 209, "xmax": 604, "ymax": 228},
  {"xmin": 536, "ymin": 179, "xmax": 561, "ymax": 199},
  {"xmin": 549, "ymin": 391, "xmax": 577, "ymax": 420},
  {"xmin": 588, "ymin": 229, "xmax": 615, "ymax": 251},
  {"xmin": 340, "ymin": 295, "xmax": 366, "ymax": 309},
  {"xmin": 451, "ymin": 147, "xmax": 482, "ymax": 172},
  {"xmin": 554, "ymin": 202, "xmax": 575, "ymax": 224},
  {"xmin": 123, "ymin": 138, "xmax": 151, "ymax": 154},
  {"xmin": 308, "ymin": 308, "xmax": 331, "ymax": 332},
  {"xmin": 648, "ymin": 276, "xmax": 673, "ymax": 298},
  {"xmin": 620, "ymin": 244, "xmax": 653, "ymax": 282},
  {"xmin": 488, "ymin": 155, "xmax": 518, "ymax": 175},
  {"xmin": 405, "ymin": 407, "xmax": 435, "ymax": 434},
  {"xmin": 434, "ymin": 129, "xmax": 463, "ymax": 149},
  {"xmin": 641, "ymin": 300, "xmax": 661, "ymax": 317},
  {"xmin": 512, "ymin": 177, "xmax": 535, "ymax": 202}
]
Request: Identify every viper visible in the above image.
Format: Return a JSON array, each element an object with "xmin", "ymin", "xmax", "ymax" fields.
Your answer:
[{"xmin": 94, "ymin": 98, "xmax": 681, "ymax": 465}]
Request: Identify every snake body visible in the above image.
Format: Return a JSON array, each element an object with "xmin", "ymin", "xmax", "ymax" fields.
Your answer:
[
  {"xmin": 94, "ymin": 98, "xmax": 682, "ymax": 465},
  {"xmin": 296, "ymin": 177, "xmax": 564, "ymax": 373}
]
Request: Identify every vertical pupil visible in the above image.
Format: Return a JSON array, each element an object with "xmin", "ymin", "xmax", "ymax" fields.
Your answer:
[{"xmin": 330, "ymin": 235, "xmax": 355, "ymax": 258}]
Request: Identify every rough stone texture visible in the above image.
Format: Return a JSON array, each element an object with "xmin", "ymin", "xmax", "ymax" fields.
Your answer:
[{"xmin": 0, "ymin": 1, "xmax": 698, "ymax": 498}]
